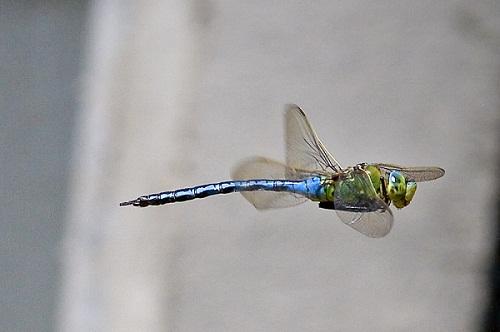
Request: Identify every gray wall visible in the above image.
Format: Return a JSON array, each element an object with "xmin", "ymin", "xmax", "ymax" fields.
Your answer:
[
  {"xmin": 0, "ymin": 1, "xmax": 87, "ymax": 331},
  {"xmin": 2, "ymin": 1, "xmax": 500, "ymax": 331}
]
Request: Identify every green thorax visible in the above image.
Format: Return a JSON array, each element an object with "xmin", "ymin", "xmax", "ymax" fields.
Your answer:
[{"xmin": 320, "ymin": 164, "xmax": 417, "ymax": 209}]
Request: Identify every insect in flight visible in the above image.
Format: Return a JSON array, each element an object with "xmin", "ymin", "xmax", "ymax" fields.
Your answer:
[{"xmin": 120, "ymin": 105, "xmax": 444, "ymax": 237}]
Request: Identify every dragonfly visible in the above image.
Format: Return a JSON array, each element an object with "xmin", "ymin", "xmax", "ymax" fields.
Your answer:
[{"xmin": 120, "ymin": 105, "xmax": 445, "ymax": 238}]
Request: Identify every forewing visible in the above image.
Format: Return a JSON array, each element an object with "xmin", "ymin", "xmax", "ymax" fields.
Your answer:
[
  {"xmin": 333, "ymin": 168, "xmax": 393, "ymax": 238},
  {"xmin": 285, "ymin": 104, "xmax": 342, "ymax": 175},
  {"xmin": 376, "ymin": 163, "xmax": 445, "ymax": 182},
  {"xmin": 231, "ymin": 157, "xmax": 309, "ymax": 209}
]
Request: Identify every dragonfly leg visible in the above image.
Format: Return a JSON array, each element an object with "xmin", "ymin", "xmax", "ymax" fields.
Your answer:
[
  {"xmin": 319, "ymin": 201, "xmax": 335, "ymax": 210},
  {"xmin": 380, "ymin": 176, "xmax": 390, "ymax": 205}
]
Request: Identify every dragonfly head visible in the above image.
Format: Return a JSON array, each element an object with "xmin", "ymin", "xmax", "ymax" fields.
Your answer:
[{"xmin": 387, "ymin": 171, "xmax": 417, "ymax": 208}]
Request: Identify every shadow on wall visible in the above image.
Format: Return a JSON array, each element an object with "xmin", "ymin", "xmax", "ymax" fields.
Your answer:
[{"xmin": 456, "ymin": 7, "xmax": 500, "ymax": 332}]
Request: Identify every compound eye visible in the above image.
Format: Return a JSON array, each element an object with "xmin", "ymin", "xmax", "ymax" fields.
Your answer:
[{"xmin": 388, "ymin": 171, "xmax": 406, "ymax": 199}]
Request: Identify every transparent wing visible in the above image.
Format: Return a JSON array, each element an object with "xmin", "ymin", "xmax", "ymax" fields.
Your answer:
[
  {"xmin": 336, "ymin": 210, "xmax": 393, "ymax": 238},
  {"xmin": 375, "ymin": 163, "xmax": 445, "ymax": 182},
  {"xmin": 231, "ymin": 157, "xmax": 311, "ymax": 209},
  {"xmin": 285, "ymin": 104, "xmax": 342, "ymax": 175},
  {"xmin": 333, "ymin": 168, "xmax": 393, "ymax": 238}
]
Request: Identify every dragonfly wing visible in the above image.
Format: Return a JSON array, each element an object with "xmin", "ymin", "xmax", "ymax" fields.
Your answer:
[
  {"xmin": 376, "ymin": 163, "xmax": 445, "ymax": 182},
  {"xmin": 285, "ymin": 104, "xmax": 342, "ymax": 175},
  {"xmin": 333, "ymin": 168, "xmax": 393, "ymax": 237},
  {"xmin": 231, "ymin": 157, "xmax": 309, "ymax": 209},
  {"xmin": 336, "ymin": 210, "xmax": 393, "ymax": 238}
]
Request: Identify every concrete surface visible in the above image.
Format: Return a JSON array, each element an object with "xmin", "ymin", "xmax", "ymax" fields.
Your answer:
[
  {"xmin": 0, "ymin": 2, "xmax": 87, "ymax": 331},
  {"xmin": 4, "ymin": 1, "xmax": 499, "ymax": 331}
]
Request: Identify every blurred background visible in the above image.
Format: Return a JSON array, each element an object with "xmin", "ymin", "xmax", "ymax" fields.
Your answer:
[{"xmin": 1, "ymin": 1, "xmax": 499, "ymax": 331}]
